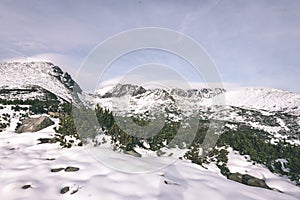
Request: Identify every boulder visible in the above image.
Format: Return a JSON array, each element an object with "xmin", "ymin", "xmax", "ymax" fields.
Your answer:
[
  {"xmin": 60, "ymin": 186, "xmax": 70, "ymax": 194},
  {"xmin": 242, "ymin": 174, "xmax": 270, "ymax": 189},
  {"xmin": 51, "ymin": 168, "xmax": 65, "ymax": 173},
  {"xmin": 21, "ymin": 184, "xmax": 31, "ymax": 189},
  {"xmin": 65, "ymin": 166, "xmax": 80, "ymax": 172},
  {"xmin": 227, "ymin": 172, "xmax": 243, "ymax": 183},
  {"xmin": 227, "ymin": 172, "xmax": 270, "ymax": 189},
  {"xmin": 124, "ymin": 150, "xmax": 142, "ymax": 157},
  {"xmin": 16, "ymin": 116, "xmax": 54, "ymax": 133}
]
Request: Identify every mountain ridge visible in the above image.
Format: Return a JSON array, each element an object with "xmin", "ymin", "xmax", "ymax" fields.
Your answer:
[
  {"xmin": 94, "ymin": 83, "xmax": 300, "ymax": 115},
  {"xmin": 0, "ymin": 61, "xmax": 81, "ymax": 102},
  {"xmin": 1, "ymin": 61, "xmax": 299, "ymax": 116}
]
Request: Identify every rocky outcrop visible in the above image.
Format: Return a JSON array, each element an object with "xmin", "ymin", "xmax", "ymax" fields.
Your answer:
[
  {"xmin": 124, "ymin": 150, "xmax": 142, "ymax": 157},
  {"xmin": 227, "ymin": 172, "xmax": 270, "ymax": 189},
  {"xmin": 102, "ymin": 84, "xmax": 146, "ymax": 98},
  {"xmin": 16, "ymin": 116, "xmax": 54, "ymax": 133}
]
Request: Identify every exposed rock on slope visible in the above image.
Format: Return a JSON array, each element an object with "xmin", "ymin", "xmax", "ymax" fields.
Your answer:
[{"xmin": 16, "ymin": 116, "xmax": 54, "ymax": 133}]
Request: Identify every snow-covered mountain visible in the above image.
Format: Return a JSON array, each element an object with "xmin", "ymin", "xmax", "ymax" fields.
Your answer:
[
  {"xmin": 92, "ymin": 85, "xmax": 300, "ymax": 131},
  {"xmin": 0, "ymin": 61, "xmax": 81, "ymax": 102},
  {"xmin": 2, "ymin": 61, "xmax": 297, "ymax": 116},
  {"xmin": 1, "ymin": 61, "xmax": 300, "ymax": 199},
  {"xmin": 224, "ymin": 87, "xmax": 300, "ymax": 115},
  {"xmin": 95, "ymin": 84, "xmax": 300, "ymax": 115},
  {"xmin": 91, "ymin": 84, "xmax": 300, "ymax": 147},
  {"xmin": 93, "ymin": 84, "xmax": 227, "ymax": 116},
  {"xmin": 0, "ymin": 61, "xmax": 299, "ymax": 140},
  {"xmin": 99, "ymin": 83, "xmax": 147, "ymax": 98}
]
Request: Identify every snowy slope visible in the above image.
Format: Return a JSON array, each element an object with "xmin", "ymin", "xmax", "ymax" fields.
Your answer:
[
  {"xmin": 226, "ymin": 147, "xmax": 300, "ymax": 197},
  {"xmin": 89, "ymin": 85, "xmax": 300, "ymax": 139},
  {"xmin": 223, "ymin": 87, "xmax": 300, "ymax": 114},
  {"xmin": 94, "ymin": 85, "xmax": 300, "ymax": 116},
  {"xmin": 92, "ymin": 85, "xmax": 225, "ymax": 115},
  {"xmin": 0, "ymin": 127, "xmax": 299, "ymax": 200},
  {"xmin": 0, "ymin": 61, "xmax": 78, "ymax": 102}
]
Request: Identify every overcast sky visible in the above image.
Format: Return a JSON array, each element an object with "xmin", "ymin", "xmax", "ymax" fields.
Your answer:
[{"xmin": 0, "ymin": 0, "xmax": 299, "ymax": 92}]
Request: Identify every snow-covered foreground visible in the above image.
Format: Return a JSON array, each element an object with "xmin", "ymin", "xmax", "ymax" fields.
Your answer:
[
  {"xmin": 227, "ymin": 148, "xmax": 300, "ymax": 198},
  {"xmin": 0, "ymin": 124, "xmax": 299, "ymax": 200}
]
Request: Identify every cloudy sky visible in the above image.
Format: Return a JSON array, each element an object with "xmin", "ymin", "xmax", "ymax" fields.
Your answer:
[{"xmin": 0, "ymin": 0, "xmax": 299, "ymax": 92}]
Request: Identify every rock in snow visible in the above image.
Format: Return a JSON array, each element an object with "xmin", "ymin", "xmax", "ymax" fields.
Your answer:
[{"xmin": 16, "ymin": 116, "xmax": 54, "ymax": 133}]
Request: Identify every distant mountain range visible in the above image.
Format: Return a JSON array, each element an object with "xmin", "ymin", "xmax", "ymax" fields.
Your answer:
[
  {"xmin": 1, "ymin": 61, "xmax": 299, "ymax": 137},
  {"xmin": 1, "ymin": 61, "xmax": 299, "ymax": 114}
]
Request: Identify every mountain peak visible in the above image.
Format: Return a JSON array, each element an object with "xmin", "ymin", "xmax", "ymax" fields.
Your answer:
[
  {"xmin": 0, "ymin": 61, "xmax": 81, "ymax": 102},
  {"xmin": 99, "ymin": 83, "xmax": 147, "ymax": 98}
]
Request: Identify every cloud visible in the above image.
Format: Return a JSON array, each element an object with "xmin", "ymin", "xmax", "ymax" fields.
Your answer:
[{"xmin": 0, "ymin": 0, "xmax": 299, "ymax": 93}]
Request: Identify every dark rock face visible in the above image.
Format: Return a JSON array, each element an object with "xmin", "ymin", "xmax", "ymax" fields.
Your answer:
[
  {"xmin": 65, "ymin": 166, "xmax": 80, "ymax": 172},
  {"xmin": 123, "ymin": 150, "xmax": 142, "ymax": 157},
  {"xmin": 21, "ymin": 184, "xmax": 31, "ymax": 189},
  {"xmin": 37, "ymin": 137, "xmax": 58, "ymax": 144},
  {"xmin": 102, "ymin": 84, "xmax": 146, "ymax": 98},
  {"xmin": 227, "ymin": 173, "xmax": 270, "ymax": 189},
  {"xmin": 16, "ymin": 116, "xmax": 54, "ymax": 133},
  {"xmin": 60, "ymin": 186, "xmax": 70, "ymax": 194},
  {"xmin": 51, "ymin": 168, "xmax": 65, "ymax": 173},
  {"xmin": 227, "ymin": 172, "xmax": 243, "ymax": 183},
  {"xmin": 170, "ymin": 88, "xmax": 226, "ymax": 98},
  {"xmin": 51, "ymin": 64, "xmax": 82, "ymax": 93},
  {"xmin": 51, "ymin": 166, "xmax": 79, "ymax": 173}
]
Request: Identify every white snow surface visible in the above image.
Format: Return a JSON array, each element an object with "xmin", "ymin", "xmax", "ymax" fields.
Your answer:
[
  {"xmin": 223, "ymin": 87, "xmax": 300, "ymax": 114},
  {"xmin": 0, "ymin": 125, "xmax": 299, "ymax": 199},
  {"xmin": 91, "ymin": 86, "xmax": 300, "ymax": 119},
  {"xmin": 0, "ymin": 61, "xmax": 73, "ymax": 102},
  {"xmin": 95, "ymin": 85, "xmax": 114, "ymax": 96},
  {"xmin": 227, "ymin": 148, "xmax": 300, "ymax": 198}
]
